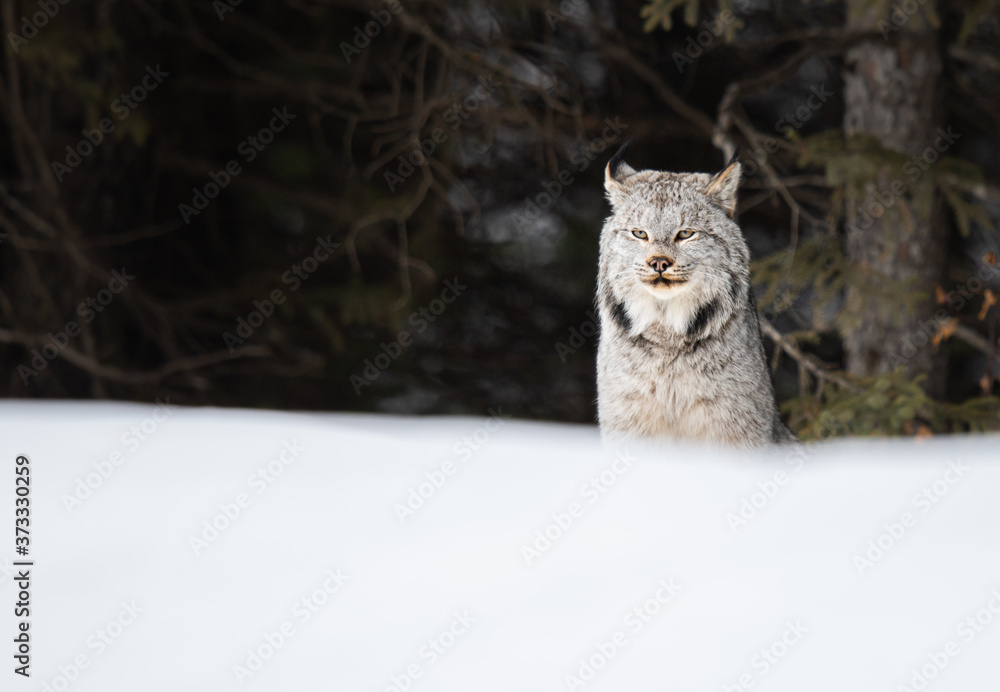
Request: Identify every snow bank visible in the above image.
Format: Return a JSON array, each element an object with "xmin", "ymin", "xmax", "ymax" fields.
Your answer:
[{"xmin": 1, "ymin": 401, "xmax": 998, "ymax": 691}]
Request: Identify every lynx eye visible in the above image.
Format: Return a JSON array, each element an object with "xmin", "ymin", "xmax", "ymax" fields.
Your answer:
[
  {"xmin": 675, "ymin": 229, "xmax": 696, "ymax": 241},
  {"xmin": 631, "ymin": 229, "xmax": 648, "ymax": 240}
]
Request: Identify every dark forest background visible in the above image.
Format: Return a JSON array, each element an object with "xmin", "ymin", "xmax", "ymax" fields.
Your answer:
[{"xmin": 1, "ymin": 0, "xmax": 998, "ymax": 438}]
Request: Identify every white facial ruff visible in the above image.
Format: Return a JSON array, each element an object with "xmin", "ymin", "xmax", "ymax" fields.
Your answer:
[{"xmin": 630, "ymin": 280, "xmax": 702, "ymax": 335}]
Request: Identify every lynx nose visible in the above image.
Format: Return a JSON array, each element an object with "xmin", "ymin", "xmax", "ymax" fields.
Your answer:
[{"xmin": 647, "ymin": 256, "xmax": 674, "ymax": 273}]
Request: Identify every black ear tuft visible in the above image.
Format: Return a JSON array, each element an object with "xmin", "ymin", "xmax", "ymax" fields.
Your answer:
[
  {"xmin": 608, "ymin": 139, "xmax": 634, "ymax": 180},
  {"xmin": 727, "ymin": 145, "xmax": 741, "ymax": 167}
]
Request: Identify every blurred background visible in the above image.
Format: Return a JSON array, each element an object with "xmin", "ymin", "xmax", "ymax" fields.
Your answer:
[{"xmin": 1, "ymin": 0, "xmax": 998, "ymax": 438}]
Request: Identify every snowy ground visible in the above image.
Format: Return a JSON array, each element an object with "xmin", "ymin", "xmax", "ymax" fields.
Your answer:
[{"xmin": 1, "ymin": 400, "xmax": 999, "ymax": 692}]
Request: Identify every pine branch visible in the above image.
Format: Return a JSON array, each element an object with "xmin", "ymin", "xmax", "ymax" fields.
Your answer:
[{"xmin": 758, "ymin": 317, "xmax": 861, "ymax": 393}]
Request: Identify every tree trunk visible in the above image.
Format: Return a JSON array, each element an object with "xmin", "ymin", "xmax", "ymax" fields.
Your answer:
[{"xmin": 841, "ymin": 1, "xmax": 947, "ymax": 390}]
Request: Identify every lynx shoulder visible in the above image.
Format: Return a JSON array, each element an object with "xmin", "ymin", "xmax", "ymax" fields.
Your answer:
[{"xmin": 596, "ymin": 143, "xmax": 796, "ymax": 448}]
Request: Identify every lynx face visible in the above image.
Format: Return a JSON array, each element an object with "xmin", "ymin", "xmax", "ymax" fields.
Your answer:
[{"xmin": 599, "ymin": 149, "xmax": 750, "ymax": 336}]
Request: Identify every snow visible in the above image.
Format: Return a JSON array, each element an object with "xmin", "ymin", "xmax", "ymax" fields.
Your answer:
[{"xmin": 1, "ymin": 400, "xmax": 999, "ymax": 691}]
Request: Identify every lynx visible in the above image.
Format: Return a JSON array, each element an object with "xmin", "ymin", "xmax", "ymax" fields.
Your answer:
[{"xmin": 596, "ymin": 143, "xmax": 795, "ymax": 447}]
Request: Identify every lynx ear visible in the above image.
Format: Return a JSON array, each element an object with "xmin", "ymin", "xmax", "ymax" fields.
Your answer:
[
  {"xmin": 703, "ymin": 148, "xmax": 742, "ymax": 217},
  {"xmin": 604, "ymin": 140, "xmax": 637, "ymax": 207}
]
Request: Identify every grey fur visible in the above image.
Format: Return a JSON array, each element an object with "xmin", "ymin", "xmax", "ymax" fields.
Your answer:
[{"xmin": 596, "ymin": 148, "xmax": 796, "ymax": 448}]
